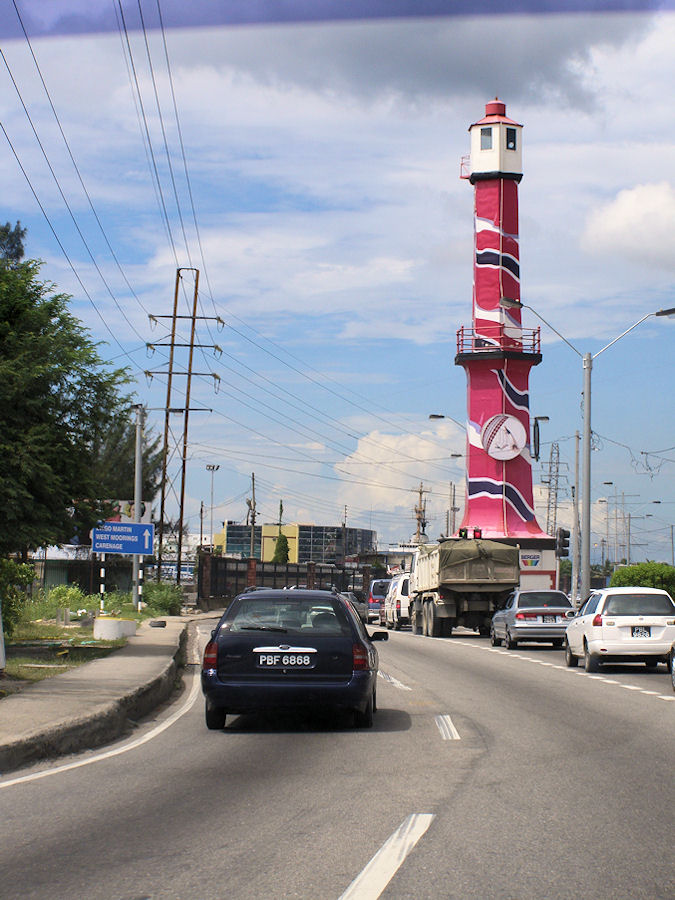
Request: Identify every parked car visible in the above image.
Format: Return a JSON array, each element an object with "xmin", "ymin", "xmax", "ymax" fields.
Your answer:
[
  {"xmin": 491, "ymin": 589, "xmax": 573, "ymax": 648},
  {"xmin": 367, "ymin": 578, "xmax": 391, "ymax": 623},
  {"xmin": 201, "ymin": 588, "xmax": 388, "ymax": 729},
  {"xmin": 383, "ymin": 573, "xmax": 411, "ymax": 630},
  {"xmin": 340, "ymin": 590, "xmax": 368, "ymax": 624},
  {"xmin": 564, "ymin": 586, "xmax": 675, "ymax": 672}
]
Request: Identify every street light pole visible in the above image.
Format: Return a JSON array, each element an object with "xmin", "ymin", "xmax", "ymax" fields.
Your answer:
[{"xmin": 500, "ymin": 298, "xmax": 675, "ymax": 600}]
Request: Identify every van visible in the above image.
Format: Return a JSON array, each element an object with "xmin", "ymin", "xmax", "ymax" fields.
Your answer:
[
  {"xmin": 383, "ymin": 573, "xmax": 410, "ymax": 630},
  {"xmin": 367, "ymin": 578, "xmax": 391, "ymax": 623}
]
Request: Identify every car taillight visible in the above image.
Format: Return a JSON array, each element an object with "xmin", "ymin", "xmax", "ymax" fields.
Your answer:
[
  {"xmin": 396, "ymin": 600, "xmax": 401, "ymax": 611},
  {"xmin": 515, "ymin": 612, "xmax": 538, "ymax": 620},
  {"xmin": 202, "ymin": 640, "xmax": 218, "ymax": 670},
  {"xmin": 353, "ymin": 643, "xmax": 369, "ymax": 670},
  {"xmin": 592, "ymin": 614, "xmax": 603, "ymax": 627}
]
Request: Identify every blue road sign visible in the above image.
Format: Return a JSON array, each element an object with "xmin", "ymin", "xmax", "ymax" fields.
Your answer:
[{"xmin": 92, "ymin": 522, "xmax": 155, "ymax": 555}]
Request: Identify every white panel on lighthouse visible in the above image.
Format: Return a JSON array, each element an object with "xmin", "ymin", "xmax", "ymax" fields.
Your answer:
[{"xmin": 469, "ymin": 120, "xmax": 522, "ymax": 176}]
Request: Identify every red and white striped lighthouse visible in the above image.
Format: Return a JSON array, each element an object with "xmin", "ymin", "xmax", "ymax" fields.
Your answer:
[{"xmin": 455, "ymin": 99, "xmax": 548, "ymax": 540}]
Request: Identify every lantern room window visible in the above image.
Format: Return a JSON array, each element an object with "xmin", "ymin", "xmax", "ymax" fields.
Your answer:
[
  {"xmin": 506, "ymin": 127, "xmax": 517, "ymax": 150},
  {"xmin": 480, "ymin": 127, "xmax": 492, "ymax": 150}
]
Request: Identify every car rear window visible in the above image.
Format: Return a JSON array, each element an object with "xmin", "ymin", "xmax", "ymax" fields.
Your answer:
[
  {"xmin": 518, "ymin": 592, "xmax": 572, "ymax": 608},
  {"xmin": 371, "ymin": 580, "xmax": 390, "ymax": 598},
  {"xmin": 226, "ymin": 596, "xmax": 352, "ymax": 635},
  {"xmin": 602, "ymin": 593, "xmax": 675, "ymax": 616}
]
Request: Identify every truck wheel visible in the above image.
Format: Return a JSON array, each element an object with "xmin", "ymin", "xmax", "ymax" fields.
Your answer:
[
  {"xmin": 411, "ymin": 606, "xmax": 422, "ymax": 635},
  {"xmin": 441, "ymin": 619, "xmax": 453, "ymax": 638},
  {"xmin": 427, "ymin": 602, "xmax": 441, "ymax": 638}
]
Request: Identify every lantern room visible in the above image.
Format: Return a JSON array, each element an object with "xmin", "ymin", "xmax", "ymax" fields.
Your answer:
[{"xmin": 468, "ymin": 99, "xmax": 523, "ymax": 182}]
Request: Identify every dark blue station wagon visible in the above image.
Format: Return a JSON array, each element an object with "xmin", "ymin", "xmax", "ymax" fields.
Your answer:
[{"xmin": 201, "ymin": 588, "xmax": 388, "ymax": 729}]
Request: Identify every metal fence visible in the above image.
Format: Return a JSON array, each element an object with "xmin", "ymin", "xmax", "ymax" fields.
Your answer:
[{"xmin": 198, "ymin": 555, "xmax": 370, "ymax": 606}]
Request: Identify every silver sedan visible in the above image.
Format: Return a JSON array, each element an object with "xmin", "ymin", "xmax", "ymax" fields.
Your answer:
[{"xmin": 491, "ymin": 589, "xmax": 574, "ymax": 649}]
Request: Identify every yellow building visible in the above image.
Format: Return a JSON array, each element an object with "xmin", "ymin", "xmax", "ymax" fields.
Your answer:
[{"xmin": 261, "ymin": 524, "xmax": 299, "ymax": 563}]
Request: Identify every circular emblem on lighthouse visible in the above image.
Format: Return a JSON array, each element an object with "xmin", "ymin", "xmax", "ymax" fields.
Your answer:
[{"xmin": 481, "ymin": 414, "xmax": 526, "ymax": 460}]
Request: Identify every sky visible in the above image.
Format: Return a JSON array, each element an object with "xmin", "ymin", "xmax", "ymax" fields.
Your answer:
[{"xmin": 1, "ymin": 1, "xmax": 674, "ymax": 563}]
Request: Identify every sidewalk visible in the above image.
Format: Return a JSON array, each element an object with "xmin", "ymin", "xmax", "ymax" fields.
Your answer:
[{"xmin": 0, "ymin": 615, "xmax": 206, "ymax": 776}]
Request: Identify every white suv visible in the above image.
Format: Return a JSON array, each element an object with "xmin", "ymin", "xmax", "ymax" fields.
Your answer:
[
  {"xmin": 383, "ymin": 573, "xmax": 410, "ymax": 630},
  {"xmin": 382, "ymin": 572, "xmax": 410, "ymax": 631},
  {"xmin": 564, "ymin": 586, "xmax": 675, "ymax": 672}
]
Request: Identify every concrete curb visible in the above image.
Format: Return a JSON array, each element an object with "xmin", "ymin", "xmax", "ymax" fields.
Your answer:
[{"xmin": 0, "ymin": 623, "xmax": 188, "ymax": 775}]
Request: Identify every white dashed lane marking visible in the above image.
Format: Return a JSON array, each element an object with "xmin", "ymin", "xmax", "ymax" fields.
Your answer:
[
  {"xmin": 378, "ymin": 671, "xmax": 412, "ymax": 691},
  {"xmin": 338, "ymin": 813, "xmax": 435, "ymax": 900},
  {"xmin": 449, "ymin": 639, "xmax": 674, "ymax": 702},
  {"xmin": 435, "ymin": 714, "xmax": 461, "ymax": 740}
]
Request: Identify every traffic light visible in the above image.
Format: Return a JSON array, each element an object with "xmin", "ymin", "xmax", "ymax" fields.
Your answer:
[
  {"xmin": 472, "ymin": 527, "xmax": 482, "ymax": 539},
  {"xmin": 555, "ymin": 527, "xmax": 570, "ymax": 558},
  {"xmin": 458, "ymin": 527, "xmax": 468, "ymax": 539}
]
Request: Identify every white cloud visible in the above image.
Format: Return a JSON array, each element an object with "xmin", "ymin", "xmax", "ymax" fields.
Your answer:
[{"xmin": 583, "ymin": 182, "xmax": 675, "ymax": 271}]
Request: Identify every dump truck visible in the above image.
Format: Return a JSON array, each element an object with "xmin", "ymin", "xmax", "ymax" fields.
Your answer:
[{"xmin": 409, "ymin": 538, "xmax": 520, "ymax": 637}]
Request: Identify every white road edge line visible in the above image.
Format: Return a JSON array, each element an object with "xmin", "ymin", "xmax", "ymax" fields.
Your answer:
[
  {"xmin": 338, "ymin": 813, "xmax": 435, "ymax": 900},
  {"xmin": 0, "ymin": 665, "xmax": 202, "ymax": 790},
  {"xmin": 435, "ymin": 714, "xmax": 461, "ymax": 740}
]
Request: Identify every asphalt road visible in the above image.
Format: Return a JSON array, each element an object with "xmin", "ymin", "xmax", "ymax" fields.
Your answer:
[{"xmin": 1, "ymin": 621, "xmax": 673, "ymax": 900}]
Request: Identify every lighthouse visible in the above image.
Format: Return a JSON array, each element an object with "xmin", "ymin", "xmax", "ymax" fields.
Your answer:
[{"xmin": 455, "ymin": 99, "xmax": 551, "ymax": 547}]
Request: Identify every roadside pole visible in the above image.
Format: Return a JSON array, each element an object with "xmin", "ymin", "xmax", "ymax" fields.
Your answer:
[
  {"xmin": 0, "ymin": 603, "xmax": 6, "ymax": 672},
  {"xmin": 132, "ymin": 405, "xmax": 144, "ymax": 610}
]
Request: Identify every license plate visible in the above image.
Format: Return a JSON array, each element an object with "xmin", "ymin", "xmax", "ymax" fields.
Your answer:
[
  {"xmin": 257, "ymin": 653, "xmax": 314, "ymax": 668},
  {"xmin": 631, "ymin": 626, "xmax": 651, "ymax": 638},
  {"xmin": 543, "ymin": 615, "xmax": 556, "ymax": 623}
]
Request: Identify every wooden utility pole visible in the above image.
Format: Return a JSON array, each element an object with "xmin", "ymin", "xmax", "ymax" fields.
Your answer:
[
  {"xmin": 413, "ymin": 482, "xmax": 429, "ymax": 543},
  {"xmin": 246, "ymin": 473, "xmax": 257, "ymax": 558},
  {"xmin": 147, "ymin": 268, "xmax": 222, "ymax": 583}
]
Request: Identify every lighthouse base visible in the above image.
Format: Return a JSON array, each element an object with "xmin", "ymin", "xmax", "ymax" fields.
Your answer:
[{"xmin": 488, "ymin": 536, "xmax": 559, "ymax": 592}]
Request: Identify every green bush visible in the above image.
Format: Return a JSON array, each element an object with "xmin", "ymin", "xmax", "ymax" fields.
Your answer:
[
  {"xmin": 142, "ymin": 582, "xmax": 182, "ymax": 616},
  {"xmin": 0, "ymin": 558, "xmax": 35, "ymax": 637},
  {"xmin": 609, "ymin": 562, "xmax": 675, "ymax": 596}
]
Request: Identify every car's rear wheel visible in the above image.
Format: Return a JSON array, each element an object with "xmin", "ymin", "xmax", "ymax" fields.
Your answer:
[
  {"xmin": 504, "ymin": 629, "xmax": 517, "ymax": 650},
  {"xmin": 564, "ymin": 639, "xmax": 578, "ymax": 667},
  {"xmin": 584, "ymin": 643, "xmax": 600, "ymax": 672},
  {"xmin": 354, "ymin": 692, "xmax": 374, "ymax": 728},
  {"xmin": 671, "ymin": 653, "xmax": 675, "ymax": 692},
  {"xmin": 205, "ymin": 700, "xmax": 227, "ymax": 730},
  {"xmin": 394, "ymin": 614, "xmax": 401, "ymax": 631},
  {"xmin": 490, "ymin": 626, "xmax": 501, "ymax": 647}
]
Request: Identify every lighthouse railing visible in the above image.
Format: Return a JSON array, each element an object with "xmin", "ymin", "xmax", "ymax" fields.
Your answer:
[{"xmin": 456, "ymin": 325, "xmax": 540, "ymax": 354}]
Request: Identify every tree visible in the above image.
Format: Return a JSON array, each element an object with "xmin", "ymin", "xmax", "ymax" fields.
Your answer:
[
  {"xmin": 0, "ymin": 221, "xmax": 27, "ymax": 267},
  {"xmin": 272, "ymin": 533, "xmax": 289, "ymax": 563},
  {"xmin": 90, "ymin": 413, "xmax": 163, "ymax": 511},
  {"xmin": 610, "ymin": 562, "xmax": 675, "ymax": 596},
  {"xmin": 0, "ymin": 259, "xmax": 132, "ymax": 556}
]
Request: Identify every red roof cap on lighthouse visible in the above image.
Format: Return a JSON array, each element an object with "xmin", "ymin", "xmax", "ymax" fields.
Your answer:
[{"xmin": 470, "ymin": 98, "xmax": 522, "ymax": 129}]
